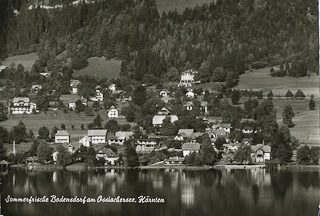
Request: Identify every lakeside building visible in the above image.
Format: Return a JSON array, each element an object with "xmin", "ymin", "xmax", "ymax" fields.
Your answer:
[
  {"xmin": 88, "ymin": 129, "xmax": 108, "ymax": 144},
  {"xmin": 108, "ymin": 131, "xmax": 133, "ymax": 145},
  {"xmin": 96, "ymin": 148, "xmax": 119, "ymax": 165},
  {"xmin": 250, "ymin": 144, "xmax": 271, "ymax": 163},
  {"xmin": 135, "ymin": 139, "xmax": 157, "ymax": 153},
  {"xmin": 9, "ymin": 97, "xmax": 37, "ymax": 114},
  {"xmin": 182, "ymin": 143, "xmax": 200, "ymax": 157}
]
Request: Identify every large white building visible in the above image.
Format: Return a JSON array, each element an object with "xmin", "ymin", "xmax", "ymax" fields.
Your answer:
[
  {"xmin": 135, "ymin": 139, "xmax": 157, "ymax": 153},
  {"xmin": 178, "ymin": 69, "xmax": 198, "ymax": 87},
  {"xmin": 9, "ymin": 97, "xmax": 37, "ymax": 114},
  {"xmin": 88, "ymin": 129, "xmax": 107, "ymax": 144},
  {"xmin": 54, "ymin": 130, "xmax": 70, "ymax": 143}
]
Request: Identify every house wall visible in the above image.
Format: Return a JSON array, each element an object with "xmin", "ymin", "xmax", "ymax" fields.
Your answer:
[
  {"xmin": 55, "ymin": 135, "xmax": 70, "ymax": 143},
  {"xmin": 90, "ymin": 136, "xmax": 106, "ymax": 144}
]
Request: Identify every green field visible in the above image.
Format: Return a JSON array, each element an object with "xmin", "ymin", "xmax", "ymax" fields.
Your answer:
[
  {"xmin": 2, "ymin": 53, "xmax": 38, "ymax": 72},
  {"xmin": 73, "ymin": 57, "xmax": 121, "ymax": 80},
  {"xmin": 156, "ymin": 0, "xmax": 215, "ymax": 13},
  {"xmin": 0, "ymin": 109, "xmax": 134, "ymax": 141},
  {"xmin": 234, "ymin": 67, "xmax": 319, "ymax": 97},
  {"xmin": 239, "ymin": 98, "xmax": 319, "ymax": 142}
]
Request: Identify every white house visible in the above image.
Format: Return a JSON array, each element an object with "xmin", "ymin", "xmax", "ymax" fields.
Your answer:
[
  {"xmin": 164, "ymin": 157, "xmax": 184, "ymax": 165},
  {"xmin": 212, "ymin": 123, "xmax": 232, "ymax": 134},
  {"xmin": 88, "ymin": 129, "xmax": 107, "ymax": 144},
  {"xmin": 251, "ymin": 145, "xmax": 271, "ymax": 163},
  {"xmin": 55, "ymin": 130, "xmax": 70, "ymax": 143},
  {"xmin": 135, "ymin": 139, "xmax": 157, "ymax": 153},
  {"xmin": 90, "ymin": 90, "xmax": 103, "ymax": 101},
  {"xmin": 108, "ymin": 131, "xmax": 133, "ymax": 145},
  {"xmin": 9, "ymin": 97, "xmax": 37, "ymax": 114},
  {"xmin": 70, "ymin": 79, "xmax": 81, "ymax": 94},
  {"xmin": 79, "ymin": 136, "xmax": 91, "ymax": 147},
  {"xmin": 107, "ymin": 106, "xmax": 118, "ymax": 118},
  {"xmin": 182, "ymin": 143, "xmax": 200, "ymax": 157},
  {"xmin": 184, "ymin": 101, "xmax": 194, "ymax": 111},
  {"xmin": 178, "ymin": 69, "xmax": 198, "ymax": 87},
  {"xmin": 67, "ymin": 144, "xmax": 75, "ymax": 154},
  {"xmin": 200, "ymin": 101, "xmax": 208, "ymax": 114},
  {"xmin": 186, "ymin": 91, "xmax": 195, "ymax": 99}
]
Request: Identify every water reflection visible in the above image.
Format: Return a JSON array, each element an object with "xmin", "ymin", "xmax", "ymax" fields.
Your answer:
[{"xmin": 1, "ymin": 168, "xmax": 320, "ymax": 216}]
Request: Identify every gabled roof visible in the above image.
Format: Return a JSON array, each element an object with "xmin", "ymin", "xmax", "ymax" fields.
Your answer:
[
  {"xmin": 97, "ymin": 148, "xmax": 117, "ymax": 158},
  {"xmin": 152, "ymin": 115, "xmax": 178, "ymax": 125},
  {"xmin": 184, "ymin": 101, "xmax": 194, "ymax": 107},
  {"xmin": 200, "ymin": 101, "xmax": 208, "ymax": 106},
  {"xmin": 55, "ymin": 130, "xmax": 69, "ymax": 136},
  {"xmin": 178, "ymin": 129, "xmax": 194, "ymax": 137},
  {"xmin": 0, "ymin": 160, "xmax": 10, "ymax": 165},
  {"xmin": 251, "ymin": 145, "xmax": 271, "ymax": 153},
  {"xmin": 190, "ymin": 132, "xmax": 204, "ymax": 139},
  {"xmin": 115, "ymin": 131, "xmax": 134, "ymax": 139},
  {"xmin": 13, "ymin": 97, "xmax": 30, "ymax": 103},
  {"xmin": 88, "ymin": 129, "xmax": 107, "ymax": 136},
  {"xmin": 182, "ymin": 143, "xmax": 200, "ymax": 151},
  {"xmin": 211, "ymin": 129, "xmax": 228, "ymax": 136},
  {"xmin": 157, "ymin": 107, "xmax": 170, "ymax": 115}
]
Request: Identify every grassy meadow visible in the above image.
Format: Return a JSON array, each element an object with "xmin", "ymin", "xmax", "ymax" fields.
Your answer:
[
  {"xmin": 0, "ymin": 109, "xmax": 134, "ymax": 140},
  {"xmin": 156, "ymin": 0, "xmax": 215, "ymax": 14},
  {"xmin": 238, "ymin": 97, "xmax": 319, "ymax": 142},
  {"xmin": 2, "ymin": 53, "xmax": 38, "ymax": 72},
  {"xmin": 234, "ymin": 67, "xmax": 319, "ymax": 97},
  {"xmin": 73, "ymin": 57, "xmax": 121, "ymax": 80}
]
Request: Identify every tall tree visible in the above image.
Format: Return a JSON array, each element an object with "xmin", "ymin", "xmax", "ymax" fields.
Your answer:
[
  {"xmin": 37, "ymin": 140, "xmax": 54, "ymax": 164},
  {"xmin": 282, "ymin": 104, "xmax": 294, "ymax": 127}
]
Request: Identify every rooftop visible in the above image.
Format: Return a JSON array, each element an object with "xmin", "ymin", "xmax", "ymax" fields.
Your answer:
[
  {"xmin": 182, "ymin": 143, "xmax": 200, "ymax": 151},
  {"xmin": 88, "ymin": 129, "xmax": 108, "ymax": 136},
  {"xmin": 55, "ymin": 130, "xmax": 70, "ymax": 136}
]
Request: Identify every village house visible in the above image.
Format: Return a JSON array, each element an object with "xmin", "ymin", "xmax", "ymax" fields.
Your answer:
[
  {"xmin": 55, "ymin": 130, "xmax": 70, "ymax": 143},
  {"xmin": 251, "ymin": 144, "xmax": 271, "ymax": 163},
  {"xmin": 210, "ymin": 129, "xmax": 230, "ymax": 142},
  {"xmin": 174, "ymin": 129, "xmax": 195, "ymax": 141},
  {"xmin": 107, "ymin": 105, "xmax": 118, "ymax": 118},
  {"xmin": 108, "ymin": 131, "xmax": 133, "ymax": 145},
  {"xmin": 70, "ymin": 79, "xmax": 81, "ymax": 94},
  {"xmin": 242, "ymin": 126, "xmax": 254, "ymax": 134},
  {"xmin": 212, "ymin": 123, "xmax": 232, "ymax": 134},
  {"xmin": 9, "ymin": 97, "xmax": 37, "ymax": 114},
  {"xmin": 135, "ymin": 139, "xmax": 157, "ymax": 153},
  {"xmin": 67, "ymin": 144, "xmax": 76, "ymax": 154},
  {"xmin": 178, "ymin": 69, "xmax": 198, "ymax": 87},
  {"xmin": 182, "ymin": 143, "xmax": 201, "ymax": 157},
  {"xmin": 186, "ymin": 90, "xmax": 195, "ymax": 99},
  {"xmin": 31, "ymin": 85, "xmax": 42, "ymax": 93},
  {"xmin": 159, "ymin": 90, "xmax": 169, "ymax": 97},
  {"xmin": 184, "ymin": 101, "xmax": 194, "ymax": 111},
  {"xmin": 88, "ymin": 129, "xmax": 108, "ymax": 144},
  {"xmin": 200, "ymin": 101, "xmax": 208, "ymax": 114},
  {"xmin": 152, "ymin": 107, "xmax": 178, "ymax": 127},
  {"xmin": 79, "ymin": 136, "xmax": 91, "ymax": 147},
  {"xmin": 96, "ymin": 148, "xmax": 119, "ymax": 165},
  {"xmin": 164, "ymin": 156, "xmax": 185, "ymax": 165},
  {"xmin": 90, "ymin": 89, "xmax": 103, "ymax": 101}
]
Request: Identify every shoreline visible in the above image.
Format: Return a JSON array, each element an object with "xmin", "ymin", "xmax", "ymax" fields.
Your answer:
[{"xmin": 8, "ymin": 164, "xmax": 320, "ymax": 171}]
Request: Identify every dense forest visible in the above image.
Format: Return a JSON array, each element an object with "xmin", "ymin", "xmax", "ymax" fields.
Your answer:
[{"xmin": 0, "ymin": 0, "xmax": 318, "ymax": 84}]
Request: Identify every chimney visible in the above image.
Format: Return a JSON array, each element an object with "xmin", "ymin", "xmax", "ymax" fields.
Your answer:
[{"xmin": 13, "ymin": 141, "xmax": 16, "ymax": 155}]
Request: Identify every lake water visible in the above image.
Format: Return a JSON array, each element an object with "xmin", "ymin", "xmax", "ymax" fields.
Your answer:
[{"xmin": 1, "ymin": 168, "xmax": 319, "ymax": 216}]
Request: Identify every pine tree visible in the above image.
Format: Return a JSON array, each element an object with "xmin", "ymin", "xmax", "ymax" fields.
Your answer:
[{"xmin": 282, "ymin": 104, "xmax": 294, "ymax": 127}]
